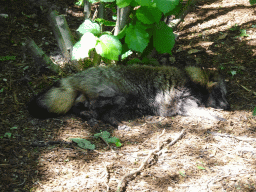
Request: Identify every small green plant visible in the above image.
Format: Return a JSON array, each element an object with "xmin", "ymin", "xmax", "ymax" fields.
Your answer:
[
  {"xmin": 253, "ymin": 107, "xmax": 256, "ymax": 116},
  {"xmin": 219, "ymin": 65, "xmax": 225, "ymax": 70},
  {"xmin": 10, "ymin": 126, "xmax": 18, "ymax": 130},
  {"xmin": 0, "ymin": 56, "xmax": 16, "ymax": 61},
  {"xmin": 4, "ymin": 132, "xmax": 12, "ymax": 138},
  {"xmin": 94, "ymin": 131, "xmax": 122, "ymax": 147},
  {"xmin": 69, "ymin": 138, "xmax": 96, "ymax": 150},
  {"xmin": 229, "ymin": 24, "xmax": 239, "ymax": 31},
  {"xmin": 69, "ymin": 131, "xmax": 122, "ymax": 149},
  {"xmin": 249, "ymin": 0, "xmax": 256, "ymax": 5},
  {"xmin": 230, "ymin": 70, "xmax": 237, "ymax": 77},
  {"xmin": 1, "ymin": 126, "xmax": 18, "ymax": 139},
  {"xmin": 238, "ymin": 29, "xmax": 249, "ymax": 37},
  {"xmin": 75, "ymin": 0, "xmax": 84, "ymax": 6},
  {"xmin": 179, "ymin": 171, "xmax": 186, "ymax": 177},
  {"xmin": 197, "ymin": 165, "xmax": 206, "ymax": 170}
]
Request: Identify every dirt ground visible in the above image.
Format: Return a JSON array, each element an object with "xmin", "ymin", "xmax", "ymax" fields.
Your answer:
[{"xmin": 0, "ymin": 0, "xmax": 256, "ymax": 191}]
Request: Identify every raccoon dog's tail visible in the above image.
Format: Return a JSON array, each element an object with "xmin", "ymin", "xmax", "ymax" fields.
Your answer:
[{"xmin": 27, "ymin": 78, "xmax": 78, "ymax": 119}]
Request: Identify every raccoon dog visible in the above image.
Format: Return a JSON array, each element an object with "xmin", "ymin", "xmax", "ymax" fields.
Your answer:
[{"xmin": 28, "ymin": 65, "xmax": 230, "ymax": 126}]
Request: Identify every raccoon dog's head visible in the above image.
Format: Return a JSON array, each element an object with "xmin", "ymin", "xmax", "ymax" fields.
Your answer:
[
  {"xmin": 185, "ymin": 66, "xmax": 230, "ymax": 110},
  {"xmin": 27, "ymin": 79, "xmax": 77, "ymax": 118},
  {"xmin": 206, "ymin": 72, "xmax": 230, "ymax": 110}
]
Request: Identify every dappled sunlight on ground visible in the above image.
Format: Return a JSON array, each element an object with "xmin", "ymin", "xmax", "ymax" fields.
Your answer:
[{"xmin": 0, "ymin": 0, "xmax": 256, "ymax": 191}]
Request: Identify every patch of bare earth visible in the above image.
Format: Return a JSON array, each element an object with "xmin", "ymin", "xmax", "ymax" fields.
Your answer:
[
  {"xmin": 0, "ymin": 0, "xmax": 256, "ymax": 191},
  {"xmin": 28, "ymin": 110, "xmax": 256, "ymax": 192}
]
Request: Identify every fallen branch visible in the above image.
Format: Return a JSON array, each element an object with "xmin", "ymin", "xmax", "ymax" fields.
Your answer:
[
  {"xmin": 23, "ymin": 37, "xmax": 61, "ymax": 73},
  {"xmin": 158, "ymin": 129, "xmax": 186, "ymax": 156},
  {"xmin": 116, "ymin": 129, "xmax": 185, "ymax": 192},
  {"xmin": 240, "ymin": 84, "xmax": 256, "ymax": 96}
]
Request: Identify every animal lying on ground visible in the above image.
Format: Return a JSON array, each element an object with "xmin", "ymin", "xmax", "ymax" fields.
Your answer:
[{"xmin": 28, "ymin": 65, "xmax": 230, "ymax": 126}]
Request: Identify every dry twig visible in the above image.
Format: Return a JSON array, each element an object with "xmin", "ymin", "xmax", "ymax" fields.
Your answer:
[{"xmin": 116, "ymin": 129, "xmax": 185, "ymax": 192}]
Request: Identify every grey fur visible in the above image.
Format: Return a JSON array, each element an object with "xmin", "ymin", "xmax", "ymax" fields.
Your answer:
[{"xmin": 28, "ymin": 65, "xmax": 230, "ymax": 125}]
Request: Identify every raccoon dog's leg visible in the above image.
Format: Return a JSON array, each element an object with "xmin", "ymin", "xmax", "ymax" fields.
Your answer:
[
  {"xmin": 96, "ymin": 96, "xmax": 127, "ymax": 126},
  {"xmin": 79, "ymin": 95, "xmax": 127, "ymax": 127},
  {"xmin": 72, "ymin": 95, "xmax": 127, "ymax": 126},
  {"xmin": 72, "ymin": 100, "xmax": 98, "ymax": 121},
  {"xmin": 71, "ymin": 94, "xmax": 96, "ymax": 120}
]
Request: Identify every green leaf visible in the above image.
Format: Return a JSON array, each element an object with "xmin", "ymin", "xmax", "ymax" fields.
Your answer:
[
  {"xmin": 72, "ymin": 32, "xmax": 97, "ymax": 60},
  {"xmin": 95, "ymin": 18, "xmax": 116, "ymax": 26},
  {"xmin": 126, "ymin": 58, "xmax": 143, "ymax": 64},
  {"xmin": 197, "ymin": 165, "xmax": 205, "ymax": 170},
  {"xmin": 94, "ymin": 132, "xmax": 122, "ymax": 147},
  {"xmin": 165, "ymin": 1, "xmax": 182, "ymax": 17},
  {"xmin": 95, "ymin": 34, "xmax": 122, "ymax": 60},
  {"xmin": 106, "ymin": 137, "xmax": 122, "ymax": 147},
  {"xmin": 229, "ymin": 24, "xmax": 239, "ymax": 31},
  {"xmin": 101, "ymin": 0, "xmax": 115, "ymax": 2},
  {"xmin": 125, "ymin": 24, "xmax": 149, "ymax": 52},
  {"xmin": 230, "ymin": 70, "xmax": 237, "ymax": 77},
  {"xmin": 94, "ymin": 133, "xmax": 101, "ymax": 138},
  {"xmin": 179, "ymin": 171, "xmax": 186, "ymax": 176},
  {"xmin": 136, "ymin": 6, "xmax": 162, "ymax": 24},
  {"xmin": 239, "ymin": 29, "xmax": 249, "ymax": 37},
  {"xmin": 155, "ymin": 0, "xmax": 179, "ymax": 14},
  {"xmin": 88, "ymin": 0, "xmax": 99, "ymax": 3},
  {"xmin": 4, "ymin": 132, "xmax": 12, "ymax": 138},
  {"xmin": 77, "ymin": 19, "xmax": 101, "ymax": 36},
  {"xmin": 101, "ymin": 131, "xmax": 111, "ymax": 139},
  {"xmin": 253, "ymin": 107, "xmax": 256, "ymax": 116},
  {"xmin": 153, "ymin": 21, "xmax": 175, "ymax": 54},
  {"xmin": 117, "ymin": 25, "xmax": 128, "ymax": 40},
  {"xmin": 121, "ymin": 50, "xmax": 133, "ymax": 60},
  {"xmin": 75, "ymin": 0, "xmax": 84, "ymax": 6},
  {"xmin": 135, "ymin": 0, "xmax": 152, "ymax": 6},
  {"xmin": 106, "ymin": 136, "xmax": 120, "ymax": 144},
  {"xmin": 141, "ymin": 57, "xmax": 160, "ymax": 66},
  {"xmin": 249, "ymin": 0, "xmax": 256, "ymax": 5},
  {"xmin": 115, "ymin": 141, "xmax": 122, "ymax": 147},
  {"xmin": 89, "ymin": 0, "xmax": 114, "ymax": 3},
  {"xmin": 94, "ymin": 131, "xmax": 111, "ymax": 139},
  {"xmin": 116, "ymin": 0, "xmax": 133, "ymax": 8},
  {"xmin": 70, "ymin": 138, "xmax": 95, "ymax": 150}
]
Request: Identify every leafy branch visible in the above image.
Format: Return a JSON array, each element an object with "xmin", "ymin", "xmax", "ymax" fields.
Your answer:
[{"xmin": 72, "ymin": 0, "xmax": 188, "ymax": 65}]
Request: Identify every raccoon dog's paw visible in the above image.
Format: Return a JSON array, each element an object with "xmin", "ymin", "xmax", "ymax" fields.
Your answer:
[
  {"xmin": 101, "ymin": 114, "xmax": 120, "ymax": 127},
  {"xmin": 87, "ymin": 118, "xmax": 99, "ymax": 127}
]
